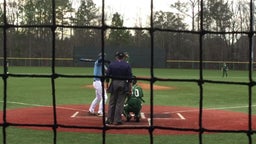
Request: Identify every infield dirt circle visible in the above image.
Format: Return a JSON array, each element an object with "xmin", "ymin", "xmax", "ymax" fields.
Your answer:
[{"xmin": 2, "ymin": 105, "xmax": 256, "ymax": 135}]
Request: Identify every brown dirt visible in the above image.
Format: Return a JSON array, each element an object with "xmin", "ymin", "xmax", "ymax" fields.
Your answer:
[
  {"xmin": 3, "ymin": 105, "xmax": 256, "ymax": 135},
  {"xmin": 82, "ymin": 82, "xmax": 175, "ymax": 90},
  {"xmin": 137, "ymin": 82, "xmax": 175, "ymax": 90}
]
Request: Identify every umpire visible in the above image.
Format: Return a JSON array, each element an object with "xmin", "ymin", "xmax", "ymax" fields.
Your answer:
[{"xmin": 106, "ymin": 51, "xmax": 132, "ymax": 125}]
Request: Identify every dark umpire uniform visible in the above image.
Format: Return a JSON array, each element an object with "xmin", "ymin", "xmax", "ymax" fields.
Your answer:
[{"xmin": 106, "ymin": 51, "xmax": 132, "ymax": 125}]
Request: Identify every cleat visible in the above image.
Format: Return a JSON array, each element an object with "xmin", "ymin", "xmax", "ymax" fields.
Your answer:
[
  {"xmin": 97, "ymin": 113, "xmax": 103, "ymax": 117},
  {"xmin": 114, "ymin": 122, "xmax": 123, "ymax": 125},
  {"xmin": 135, "ymin": 116, "xmax": 140, "ymax": 122},
  {"xmin": 126, "ymin": 115, "xmax": 131, "ymax": 122},
  {"xmin": 105, "ymin": 120, "xmax": 113, "ymax": 125},
  {"xmin": 88, "ymin": 111, "xmax": 96, "ymax": 116}
]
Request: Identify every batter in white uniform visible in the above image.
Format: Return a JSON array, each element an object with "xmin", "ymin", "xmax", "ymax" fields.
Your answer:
[{"xmin": 88, "ymin": 53, "xmax": 108, "ymax": 116}]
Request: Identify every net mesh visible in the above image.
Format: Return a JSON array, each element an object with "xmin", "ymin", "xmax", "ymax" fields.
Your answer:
[{"xmin": 1, "ymin": 0, "xmax": 256, "ymax": 144}]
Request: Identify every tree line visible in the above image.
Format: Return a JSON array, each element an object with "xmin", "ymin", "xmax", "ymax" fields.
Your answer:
[{"xmin": 0, "ymin": 0, "xmax": 255, "ymax": 69}]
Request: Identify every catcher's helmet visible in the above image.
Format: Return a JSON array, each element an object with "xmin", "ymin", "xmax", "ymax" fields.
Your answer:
[
  {"xmin": 124, "ymin": 51, "xmax": 129, "ymax": 58},
  {"xmin": 132, "ymin": 75, "xmax": 137, "ymax": 85}
]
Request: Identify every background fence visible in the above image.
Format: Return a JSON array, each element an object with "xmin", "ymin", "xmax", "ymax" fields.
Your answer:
[{"xmin": 0, "ymin": 56, "xmax": 253, "ymax": 70}]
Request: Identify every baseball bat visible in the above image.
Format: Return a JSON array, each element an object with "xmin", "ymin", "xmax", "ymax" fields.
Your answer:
[{"xmin": 79, "ymin": 58, "xmax": 96, "ymax": 62}]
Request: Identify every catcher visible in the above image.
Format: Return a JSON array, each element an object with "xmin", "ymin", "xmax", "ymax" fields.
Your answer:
[{"xmin": 123, "ymin": 76, "xmax": 145, "ymax": 122}]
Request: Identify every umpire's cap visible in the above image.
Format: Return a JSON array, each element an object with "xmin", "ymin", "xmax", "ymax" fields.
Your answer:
[{"xmin": 115, "ymin": 51, "xmax": 125, "ymax": 59}]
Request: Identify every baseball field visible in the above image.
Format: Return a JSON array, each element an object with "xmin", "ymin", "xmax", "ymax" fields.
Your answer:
[{"xmin": 0, "ymin": 66, "xmax": 256, "ymax": 144}]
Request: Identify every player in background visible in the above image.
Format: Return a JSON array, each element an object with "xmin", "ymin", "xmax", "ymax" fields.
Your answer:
[
  {"xmin": 88, "ymin": 53, "xmax": 108, "ymax": 116},
  {"xmin": 123, "ymin": 76, "xmax": 145, "ymax": 122},
  {"xmin": 221, "ymin": 63, "xmax": 228, "ymax": 77}
]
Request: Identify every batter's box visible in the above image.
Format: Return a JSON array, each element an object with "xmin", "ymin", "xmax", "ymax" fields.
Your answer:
[
  {"xmin": 145, "ymin": 112, "xmax": 185, "ymax": 120},
  {"xmin": 71, "ymin": 111, "xmax": 102, "ymax": 119}
]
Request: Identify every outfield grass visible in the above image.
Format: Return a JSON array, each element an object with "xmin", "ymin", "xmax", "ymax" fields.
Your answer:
[{"xmin": 0, "ymin": 66, "xmax": 256, "ymax": 144}]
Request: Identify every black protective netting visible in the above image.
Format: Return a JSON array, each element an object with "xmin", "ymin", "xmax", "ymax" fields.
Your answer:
[{"xmin": 1, "ymin": 0, "xmax": 256, "ymax": 144}]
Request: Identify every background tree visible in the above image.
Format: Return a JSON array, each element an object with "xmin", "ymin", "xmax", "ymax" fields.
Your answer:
[
  {"xmin": 108, "ymin": 12, "xmax": 132, "ymax": 48},
  {"xmin": 74, "ymin": 0, "xmax": 100, "ymax": 47},
  {"xmin": 133, "ymin": 16, "xmax": 150, "ymax": 49},
  {"xmin": 170, "ymin": 0, "xmax": 198, "ymax": 30},
  {"xmin": 55, "ymin": 0, "xmax": 73, "ymax": 40},
  {"xmin": 209, "ymin": 1, "xmax": 232, "ymax": 32},
  {"xmin": 235, "ymin": 1, "xmax": 250, "ymax": 31},
  {"xmin": 153, "ymin": 10, "xmax": 190, "ymax": 67},
  {"xmin": 201, "ymin": 0, "xmax": 233, "ymax": 62}
]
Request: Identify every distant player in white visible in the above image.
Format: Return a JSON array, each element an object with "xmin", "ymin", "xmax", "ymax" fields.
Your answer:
[{"xmin": 88, "ymin": 53, "xmax": 108, "ymax": 116}]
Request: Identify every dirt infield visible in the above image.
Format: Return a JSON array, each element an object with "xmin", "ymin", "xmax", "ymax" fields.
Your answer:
[
  {"xmin": 83, "ymin": 82, "xmax": 175, "ymax": 90},
  {"xmin": 2, "ymin": 105, "xmax": 256, "ymax": 135}
]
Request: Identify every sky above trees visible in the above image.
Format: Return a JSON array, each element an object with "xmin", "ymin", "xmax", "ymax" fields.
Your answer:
[{"xmin": 71, "ymin": 0, "xmax": 175, "ymax": 27}]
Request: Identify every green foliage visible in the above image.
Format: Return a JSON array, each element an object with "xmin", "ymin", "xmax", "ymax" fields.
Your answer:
[
  {"xmin": 203, "ymin": 0, "xmax": 233, "ymax": 31},
  {"xmin": 108, "ymin": 12, "xmax": 132, "ymax": 47},
  {"xmin": 76, "ymin": 0, "xmax": 99, "ymax": 25},
  {"xmin": 154, "ymin": 11, "xmax": 186, "ymax": 29}
]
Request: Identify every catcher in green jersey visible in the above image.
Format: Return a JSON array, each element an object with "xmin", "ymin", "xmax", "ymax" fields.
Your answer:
[{"xmin": 123, "ymin": 76, "xmax": 145, "ymax": 122}]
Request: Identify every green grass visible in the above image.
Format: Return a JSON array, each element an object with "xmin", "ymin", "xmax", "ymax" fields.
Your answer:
[{"xmin": 0, "ymin": 66, "xmax": 256, "ymax": 144}]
